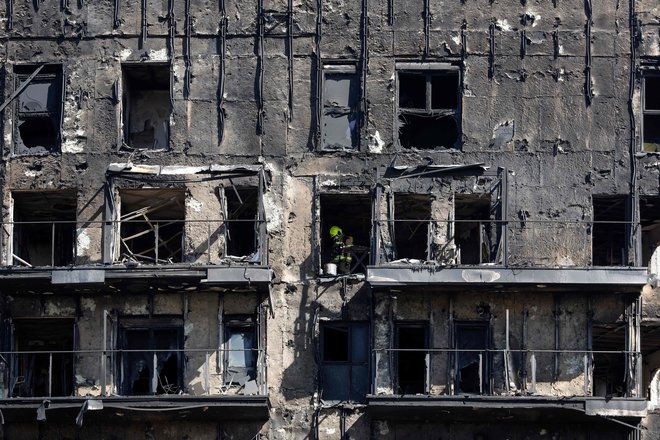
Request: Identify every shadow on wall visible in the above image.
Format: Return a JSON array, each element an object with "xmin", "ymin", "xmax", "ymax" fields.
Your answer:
[{"xmin": 280, "ymin": 279, "xmax": 371, "ymax": 403}]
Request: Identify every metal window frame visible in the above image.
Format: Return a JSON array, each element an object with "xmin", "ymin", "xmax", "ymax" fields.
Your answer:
[
  {"xmin": 395, "ymin": 63, "xmax": 462, "ymax": 150},
  {"xmin": 319, "ymin": 321, "xmax": 370, "ymax": 402},
  {"xmin": 320, "ymin": 63, "xmax": 360, "ymax": 151},
  {"xmin": 12, "ymin": 64, "xmax": 64, "ymax": 155},
  {"xmin": 642, "ymin": 73, "xmax": 660, "ymax": 152}
]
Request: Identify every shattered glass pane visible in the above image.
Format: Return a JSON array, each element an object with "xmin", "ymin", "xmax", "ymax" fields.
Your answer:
[
  {"xmin": 322, "ymin": 112, "xmax": 357, "ymax": 149},
  {"xmin": 227, "ymin": 330, "xmax": 255, "ymax": 369},
  {"xmin": 399, "ymin": 114, "xmax": 458, "ymax": 149},
  {"xmin": 18, "ymin": 79, "xmax": 60, "ymax": 114},
  {"xmin": 15, "ymin": 72, "xmax": 62, "ymax": 154}
]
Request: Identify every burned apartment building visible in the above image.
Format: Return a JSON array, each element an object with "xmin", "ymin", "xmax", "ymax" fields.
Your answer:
[{"xmin": 1, "ymin": 0, "xmax": 660, "ymax": 439}]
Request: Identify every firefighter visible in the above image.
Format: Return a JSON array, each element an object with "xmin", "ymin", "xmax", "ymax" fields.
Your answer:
[{"xmin": 329, "ymin": 225, "xmax": 352, "ymax": 274}]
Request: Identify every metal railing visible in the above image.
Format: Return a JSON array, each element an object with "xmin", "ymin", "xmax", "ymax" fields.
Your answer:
[
  {"xmin": 375, "ymin": 219, "xmax": 639, "ymax": 268},
  {"xmin": 0, "ymin": 219, "xmax": 268, "ymax": 268},
  {"xmin": 1, "ymin": 347, "xmax": 266, "ymax": 398},
  {"xmin": 373, "ymin": 347, "xmax": 639, "ymax": 398}
]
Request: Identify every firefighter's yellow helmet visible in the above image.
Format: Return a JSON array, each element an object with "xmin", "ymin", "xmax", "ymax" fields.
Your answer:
[{"xmin": 329, "ymin": 226, "xmax": 343, "ymax": 237}]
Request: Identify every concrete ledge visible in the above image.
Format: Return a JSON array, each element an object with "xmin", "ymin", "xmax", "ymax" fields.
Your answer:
[
  {"xmin": 366, "ymin": 266, "xmax": 649, "ymax": 288},
  {"xmin": 203, "ymin": 266, "xmax": 273, "ymax": 284},
  {"xmin": 0, "ymin": 395, "xmax": 271, "ymax": 423},
  {"xmin": 366, "ymin": 395, "xmax": 647, "ymax": 422}
]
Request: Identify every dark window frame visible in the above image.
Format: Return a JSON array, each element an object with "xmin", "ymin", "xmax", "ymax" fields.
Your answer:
[
  {"xmin": 453, "ymin": 321, "xmax": 491, "ymax": 395},
  {"xmin": 393, "ymin": 321, "xmax": 429, "ymax": 395},
  {"xmin": 11, "ymin": 190, "xmax": 77, "ymax": 267},
  {"xmin": 223, "ymin": 186, "xmax": 260, "ymax": 260},
  {"xmin": 319, "ymin": 321, "xmax": 370, "ymax": 403},
  {"xmin": 318, "ymin": 192, "xmax": 373, "ymax": 275},
  {"xmin": 7, "ymin": 317, "xmax": 76, "ymax": 398},
  {"xmin": 320, "ymin": 64, "xmax": 360, "ymax": 151},
  {"xmin": 117, "ymin": 316, "xmax": 184, "ymax": 396},
  {"xmin": 13, "ymin": 64, "xmax": 64, "ymax": 155},
  {"xmin": 396, "ymin": 63, "xmax": 461, "ymax": 150},
  {"xmin": 643, "ymin": 73, "xmax": 660, "ymax": 152},
  {"xmin": 121, "ymin": 63, "xmax": 171, "ymax": 151}
]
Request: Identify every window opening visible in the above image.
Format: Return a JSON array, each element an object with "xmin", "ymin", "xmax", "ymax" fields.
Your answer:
[
  {"xmin": 644, "ymin": 75, "xmax": 660, "ymax": 152},
  {"xmin": 225, "ymin": 187, "xmax": 259, "ymax": 259},
  {"xmin": 455, "ymin": 322, "xmax": 489, "ymax": 394},
  {"xmin": 640, "ymin": 196, "xmax": 660, "ymax": 266},
  {"xmin": 322, "ymin": 67, "xmax": 360, "ymax": 150},
  {"xmin": 455, "ymin": 195, "xmax": 491, "ymax": 265},
  {"xmin": 592, "ymin": 196, "xmax": 627, "ymax": 266},
  {"xmin": 14, "ymin": 65, "xmax": 63, "ymax": 154},
  {"xmin": 393, "ymin": 194, "xmax": 431, "ymax": 261},
  {"xmin": 224, "ymin": 317, "xmax": 257, "ymax": 385},
  {"xmin": 592, "ymin": 324, "xmax": 626, "ymax": 397},
  {"xmin": 11, "ymin": 318, "xmax": 74, "ymax": 397},
  {"xmin": 119, "ymin": 318, "xmax": 183, "ymax": 395},
  {"xmin": 122, "ymin": 64, "xmax": 170, "ymax": 150},
  {"xmin": 320, "ymin": 194, "xmax": 371, "ymax": 274},
  {"xmin": 319, "ymin": 322, "xmax": 369, "ymax": 402},
  {"xmin": 395, "ymin": 324, "xmax": 427, "ymax": 394},
  {"xmin": 12, "ymin": 191, "xmax": 76, "ymax": 267},
  {"xmin": 397, "ymin": 68, "xmax": 460, "ymax": 149},
  {"xmin": 119, "ymin": 189, "xmax": 185, "ymax": 263}
]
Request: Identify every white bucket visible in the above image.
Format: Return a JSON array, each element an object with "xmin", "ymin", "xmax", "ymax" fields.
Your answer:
[{"xmin": 325, "ymin": 263, "xmax": 337, "ymax": 276}]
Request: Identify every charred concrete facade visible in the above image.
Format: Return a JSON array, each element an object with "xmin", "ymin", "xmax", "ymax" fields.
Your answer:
[{"xmin": 0, "ymin": 0, "xmax": 659, "ymax": 439}]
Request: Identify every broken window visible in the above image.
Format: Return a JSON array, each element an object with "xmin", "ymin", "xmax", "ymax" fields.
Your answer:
[
  {"xmin": 395, "ymin": 323, "xmax": 428, "ymax": 395},
  {"xmin": 321, "ymin": 66, "xmax": 359, "ymax": 150},
  {"xmin": 122, "ymin": 64, "xmax": 170, "ymax": 150},
  {"xmin": 225, "ymin": 187, "xmax": 259, "ymax": 259},
  {"xmin": 223, "ymin": 316, "xmax": 257, "ymax": 386},
  {"xmin": 592, "ymin": 324, "xmax": 626, "ymax": 397},
  {"xmin": 455, "ymin": 322, "xmax": 489, "ymax": 394},
  {"xmin": 455, "ymin": 195, "xmax": 493, "ymax": 265},
  {"xmin": 592, "ymin": 195, "xmax": 627, "ymax": 266},
  {"xmin": 119, "ymin": 189, "xmax": 185, "ymax": 263},
  {"xmin": 9, "ymin": 318, "xmax": 74, "ymax": 397},
  {"xmin": 119, "ymin": 318, "xmax": 183, "ymax": 395},
  {"xmin": 319, "ymin": 322, "xmax": 369, "ymax": 402},
  {"xmin": 397, "ymin": 64, "xmax": 460, "ymax": 149},
  {"xmin": 13, "ymin": 65, "xmax": 63, "ymax": 154},
  {"xmin": 643, "ymin": 75, "xmax": 660, "ymax": 152},
  {"xmin": 641, "ymin": 196, "xmax": 660, "ymax": 266},
  {"xmin": 393, "ymin": 193, "xmax": 431, "ymax": 261},
  {"xmin": 320, "ymin": 194, "xmax": 371, "ymax": 275},
  {"xmin": 12, "ymin": 190, "xmax": 76, "ymax": 267}
]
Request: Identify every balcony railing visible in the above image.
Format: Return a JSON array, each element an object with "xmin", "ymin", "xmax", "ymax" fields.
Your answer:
[
  {"xmin": 373, "ymin": 347, "xmax": 640, "ymax": 398},
  {"xmin": 375, "ymin": 219, "xmax": 640, "ymax": 268},
  {"xmin": 2, "ymin": 347, "xmax": 266, "ymax": 399},
  {"xmin": 0, "ymin": 219, "xmax": 268, "ymax": 268}
]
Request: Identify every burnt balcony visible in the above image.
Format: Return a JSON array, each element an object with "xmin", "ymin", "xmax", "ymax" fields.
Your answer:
[
  {"xmin": 367, "ymin": 218, "xmax": 649, "ymax": 289},
  {"xmin": 0, "ymin": 218, "xmax": 272, "ymax": 290},
  {"xmin": 368, "ymin": 346, "xmax": 646, "ymax": 421},
  {"xmin": 0, "ymin": 345, "xmax": 269, "ymax": 423}
]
